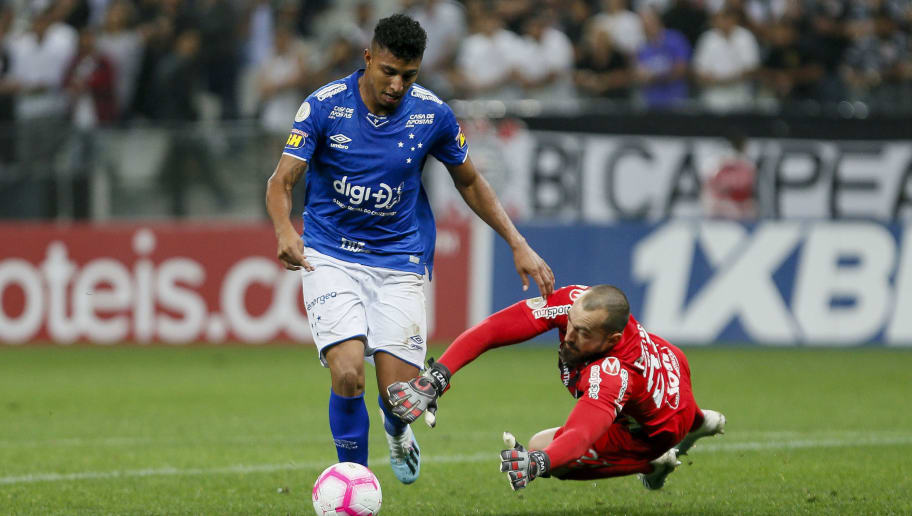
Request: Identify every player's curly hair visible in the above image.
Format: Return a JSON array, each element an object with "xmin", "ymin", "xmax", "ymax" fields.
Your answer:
[{"xmin": 372, "ymin": 14, "xmax": 427, "ymax": 61}]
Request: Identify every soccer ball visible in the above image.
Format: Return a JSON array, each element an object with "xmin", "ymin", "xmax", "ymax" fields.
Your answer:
[{"xmin": 312, "ymin": 462, "xmax": 382, "ymax": 516}]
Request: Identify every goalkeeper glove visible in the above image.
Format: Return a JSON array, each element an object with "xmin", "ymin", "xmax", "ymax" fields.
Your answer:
[
  {"xmin": 500, "ymin": 432, "xmax": 550, "ymax": 491},
  {"xmin": 387, "ymin": 358, "xmax": 451, "ymax": 427}
]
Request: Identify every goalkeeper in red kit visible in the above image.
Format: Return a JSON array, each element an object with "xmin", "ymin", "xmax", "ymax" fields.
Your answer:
[{"xmin": 386, "ymin": 284, "xmax": 726, "ymax": 491}]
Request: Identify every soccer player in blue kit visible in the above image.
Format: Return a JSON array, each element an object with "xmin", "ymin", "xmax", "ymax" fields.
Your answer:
[{"xmin": 265, "ymin": 14, "xmax": 554, "ymax": 484}]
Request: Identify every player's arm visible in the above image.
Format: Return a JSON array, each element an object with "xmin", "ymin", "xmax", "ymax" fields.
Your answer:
[
  {"xmin": 265, "ymin": 154, "xmax": 312, "ymax": 271},
  {"xmin": 446, "ymin": 157, "xmax": 554, "ymax": 298},
  {"xmin": 541, "ymin": 398, "xmax": 617, "ymax": 468},
  {"xmin": 499, "ymin": 401, "xmax": 615, "ymax": 490},
  {"xmin": 387, "ymin": 299, "xmax": 551, "ymax": 425}
]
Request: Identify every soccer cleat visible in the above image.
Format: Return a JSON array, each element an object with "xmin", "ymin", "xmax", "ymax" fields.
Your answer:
[
  {"xmin": 676, "ymin": 409, "xmax": 726, "ymax": 456},
  {"xmin": 380, "ymin": 410, "xmax": 421, "ymax": 484},
  {"xmin": 639, "ymin": 447, "xmax": 681, "ymax": 490}
]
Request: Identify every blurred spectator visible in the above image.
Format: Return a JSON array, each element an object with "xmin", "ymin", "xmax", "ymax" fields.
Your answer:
[
  {"xmin": 64, "ymin": 28, "xmax": 117, "ymax": 128},
  {"xmin": 96, "ymin": 0, "xmax": 149, "ymax": 120},
  {"xmin": 0, "ymin": 2, "xmax": 14, "ymax": 166},
  {"xmin": 154, "ymin": 29, "xmax": 232, "ymax": 217},
  {"xmin": 496, "ymin": 0, "xmax": 535, "ymax": 33},
  {"xmin": 291, "ymin": 0, "xmax": 331, "ymax": 39},
  {"xmin": 452, "ymin": 1, "xmax": 524, "ymax": 100},
  {"xmin": 405, "ymin": 0, "xmax": 466, "ymax": 97},
  {"xmin": 255, "ymin": 22, "xmax": 309, "ymax": 138},
  {"xmin": 841, "ymin": 0, "xmax": 911, "ymax": 104},
  {"xmin": 634, "ymin": 7, "xmax": 691, "ymax": 109},
  {"xmin": 593, "ymin": 0, "xmax": 646, "ymax": 56},
  {"xmin": 61, "ymin": 27, "xmax": 116, "ymax": 218},
  {"xmin": 347, "ymin": 0, "xmax": 377, "ymax": 50},
  {"xmin": 807, "ymin": 0, "xmax": 851, "ymax": 101},
  {"xmin": 702, "ymin": 130, "xmax": 756, "ymax": 219},
  {"xmin": 758, "ymin": 19, "xmax": 825, "ymax": 105},
  {"xmin": 195, "ymin": 0, "xmax": 241, "ymax": 119},
  {"xmin": 575, "ymin": 23, "xmax": 633, "ymax": 100},
  {"xmin": 693, "ymin": 7, "xmax": 759, "ymax": 112},
  {"xmin": 2, "ymin": 3, "xmax": 78, "ymax": 218},
  {"xmin": 242, "ymin": 0, "xmax": 275, "ymax": 70},
  {"xmin": 558, "ymin": 0, "xmax": 596, "ymax": 56},
  {"xmin": 662, "ymin": 0, "xmax": 708, "ymax": 48},
  {"xmin": 130, "ymin": 0, "xmax": 179, "ymax": 120},
  {"xmin": 313, "ymin": 34, "xmax": 362, "ymax": 91},
  {"xmin": 514, "ymin": 10, "xmax": 576, "ymax": 102}
]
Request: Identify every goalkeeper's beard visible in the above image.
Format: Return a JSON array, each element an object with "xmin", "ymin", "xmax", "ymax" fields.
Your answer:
[{"xmin": 559, "ymin": 341, "xmax": 597, "ymax": 368}]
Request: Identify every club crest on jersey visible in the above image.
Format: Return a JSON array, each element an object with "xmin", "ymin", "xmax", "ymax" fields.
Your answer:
[
  {"xmin": 294, "ymin": 101, "xmax": 311, "ymax": 122},
  {"xmin": 601, "ymin": 357, "xmax": 620, "ymax": 376},
  {"xmin": 569, "ymin": 288, "xmax": 585, "ymax": 301},
  {"xmin": 365, "ymin": 112, "xmax": 389, "ymax": 128}
]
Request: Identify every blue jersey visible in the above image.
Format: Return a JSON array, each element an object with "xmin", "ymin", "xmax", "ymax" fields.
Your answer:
[{"xmin": 283, "ymin": 69, "xmax": 468, "ymax": 275}]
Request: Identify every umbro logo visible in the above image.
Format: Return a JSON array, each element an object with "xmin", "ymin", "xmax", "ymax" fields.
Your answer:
[{"xmin": 329, "ymin": 133, "xmax": 351, "ymax": 149}]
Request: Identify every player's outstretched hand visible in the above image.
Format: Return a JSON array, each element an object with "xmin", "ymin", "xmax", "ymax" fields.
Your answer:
[
  {"xmin": 500, "ymin": 432, "xmax": 550, "ymax": 491},
  {"xmin": 511, "ymin": 241, "xmax": 554, "ymax": 298},
  {"xmin": 387, "ymin": 359, "xmax": 451, "ymax": 427},
  {"xmin": 276, "ymin": 229, "xmax": 313, "ymax": 272}
]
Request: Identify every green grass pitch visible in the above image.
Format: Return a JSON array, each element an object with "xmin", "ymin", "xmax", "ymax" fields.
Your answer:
[{"xmin": 1, "ymin": 345, "xmax": 911, "ymax": 515}]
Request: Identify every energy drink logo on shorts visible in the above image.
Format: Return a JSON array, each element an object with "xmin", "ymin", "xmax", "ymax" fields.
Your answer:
[{"xmin": 306, "ymin": 291, "xmax": 337, "ymax": 312}]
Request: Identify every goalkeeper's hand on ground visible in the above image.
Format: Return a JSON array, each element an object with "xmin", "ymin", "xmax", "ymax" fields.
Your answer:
[
  {"xmin": 500, "ymin": 432, "xmax": 550, "ymax": 491},
  {"xmin": 386, "ymin": 358, "xmax": 451, "ymax": 427}
]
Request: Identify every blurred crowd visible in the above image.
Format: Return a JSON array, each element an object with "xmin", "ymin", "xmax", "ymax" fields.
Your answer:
[
  {"xmin": 0, "ymin": 0, "xmax": 910, "ymax": 129},
  {"xmin": 0, "ymin": 0, "xmax": 910, "ymax": 219}
]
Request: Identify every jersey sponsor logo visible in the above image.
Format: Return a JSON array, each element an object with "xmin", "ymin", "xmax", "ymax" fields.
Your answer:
[
  {"xmin": 525, "ymin": 296, "xmax": 546, "ymax": 309},
  {"xmin": 569, "ymin": 288, "xmax": 585, "ymax": 301},
  {"xmin": 333, "ymin": 175, "xmax": 403, "ymax": 211},
  {"xmin": 329, "ymin": 133, "xmax": 352, "ymax": 149},
  {"xmin": 316, "ymin": 83, "xmax": 346, "ymax": 101},
  {"xmin": 410, "ymin": 86, "xmax": 442, "ymax": 104},
  {"xmin": 660, "ymin": 346, "xmax": 681, "ymax": 409},
  {"xmin": 340, "ymin": 237, "xmax": 367, "ymax": 253},
  {"xmin": 613, "ymin": 369, "xmax": 628, "ymax": 411},
  {"xmin": 601, "ymin": 356, "xmax": 620, "ymax": 375},
  {"xmin": 406, "ymin": 113, "xmax": 435, "ymax": 128},
  {"xmin": 285, "ymin": 129, "xmax": 307, "ymax": 148},
  {"xmin": 532, "ymin": 304, "xmax": 570, "ymax": 319},
  {"xmin": 587, "ymin": 364, "xmax": 601, "ymax": 399},
  {"xmin": 294, "ymin": 101, "xmax": 311, "ymax": 122},
  {"xmin": 329, "ymin": 106, "xmax": 354, "ymax": 119}
]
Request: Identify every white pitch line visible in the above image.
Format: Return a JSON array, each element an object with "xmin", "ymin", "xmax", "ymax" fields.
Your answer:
[{"xmin": 1, "ymin": 435, "xmax": 911, "ymax": 486}]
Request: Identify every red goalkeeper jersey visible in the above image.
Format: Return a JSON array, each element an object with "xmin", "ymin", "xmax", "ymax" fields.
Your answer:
[{"xmin": 438, "ymin": 285, "xmax": 697, "ymax": 469}]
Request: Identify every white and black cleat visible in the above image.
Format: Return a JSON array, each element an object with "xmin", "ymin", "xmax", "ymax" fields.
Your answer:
[
  {"xmin": 677, "ymin": 409, "xmax": 726, "ymax": 456},
  {"xmin": 639, "ymin": 447, "xmax": 681, "ymax": 490}
]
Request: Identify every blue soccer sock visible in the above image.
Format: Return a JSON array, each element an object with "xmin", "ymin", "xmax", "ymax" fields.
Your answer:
[
  {"xmin": 378, "ymin": 393, "xmax": 408, "ymax": 437},
  {"xmin": 328, "ymin": 390, "xmax": 369, "ymax": 466}
]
